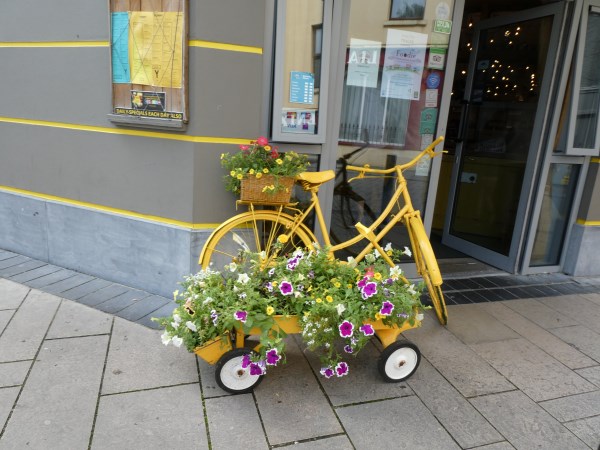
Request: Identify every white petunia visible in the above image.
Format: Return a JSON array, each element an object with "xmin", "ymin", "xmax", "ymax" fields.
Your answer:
[
  {"xmin": 237, "ymin": 273, "xmax": 250, "ymax": 284},
  {"xmin": 403, "ymin": 246, "xmax": 412, "ymax": 257},
  {"xmin": 186, "ymin": 321, "xmax": 197, "ymax": 332},
  {"xmin": 416, "ymin": 313, "xmax": 424, "ymax": 321},
  {"xmin": 390, "ymin": 266, "xmax": 403, "ymax": 278},
  {"xmin": 228, "ymin": 262, "xmax": 238, "ymax": 272},
  {"xmin": 171, "ymin": 336, "xmax": 183, "ymax": 348},
  {"xmin": 373, "ymin": 249, "xmax": 381, "ymax": 259},
  {"xmin": 202, "ymin": 296, "xmax": 213, "ymax": 305},
  {"xmin": 336, "ymin": 304, "xmax": 346, "ymax": 315},
  {"xmin": 407, "ymin": 284, "xmax": 417, "ymax": 295},
  {"xmin": 161, "ymin": 331, "xmax": 172, "ymax": 346},
  {"xmin": 346, "ymin": 256, "xmax": 357, "ymax": 267},
  {"xmin": 384, "ymin": 242, "xmax": 393, "ymax": 252}
]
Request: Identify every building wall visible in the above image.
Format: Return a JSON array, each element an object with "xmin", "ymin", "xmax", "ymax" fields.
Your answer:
[{"xmin": 0, "ymin": 0, "xmax": 268, "ymax": 296}]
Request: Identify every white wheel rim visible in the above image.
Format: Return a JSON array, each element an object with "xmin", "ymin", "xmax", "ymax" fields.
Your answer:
[
  {"xmin": 220, "ymin": 356, "xmax": 260, "ymax": 391},
  {"xmin": 384, "ymin": 347, "xmax": 418, "ymax": 380}
]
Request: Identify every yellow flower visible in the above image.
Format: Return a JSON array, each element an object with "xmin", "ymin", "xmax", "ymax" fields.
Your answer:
[
  {"xmin": 374, "ymin": 273, "xmax": 382, "ymax": 280},
  {"xmin": 316, "ymin": 298, "xmax": 323, "ymax": 303},
  {"xmin": 220, "ymin": 153, "xmax": 226, "ymax": 160},
  {"xmin": 264, "ymin": 145, "xmax": 272, "ymax": 151},
  {"xmin": 236, "ymin": 174, "xmax": 243, "ymax": 180},
  {"xmin": 271, "ymin": 281, "xmax": 278, "ymax": 287},
  {"xmin": 278, "ymin": 234, "xmax": 289, "ymax": 243},
  {"xmin": 230, "ymin": 170, "xmax": 236, "ymax": 177},
  {"xmin": 266, "ymin": 306, "xmax": 275, "ymax": 315},
  {"xmin": 249, "ymin": 169, "xmax": 255, "ymax": 174},
  {"xmin": 256, "ymin": 172, "xmax": 263, "ymax": 179},
  {"xmin": 276, "ymin": 159, "xmax": 283, "ymax": 165},
  {"xmin": 263, "ymin": 168, "xmax": 269, "ymax": 173},
  {"xmin": 347, "ymin": 284, "xmax": 353, "ymax": 289},
  {"xmin": 326, "ymin": 295, "xmax": 333, "ymax": 303},
  {"xmin": 303, "ymin": 311, "xmax": 311, "ymax": 317},
  {"xmin": 333, "ymin": 281, "xmax": 341, "ymax": 288},
  {"xmin": 307, "ymin": 286, "xmax": 313, "ymax": 292},
  {"xmin": 375, "ymin": 312, "xmax": 384, "ymax": 320}
]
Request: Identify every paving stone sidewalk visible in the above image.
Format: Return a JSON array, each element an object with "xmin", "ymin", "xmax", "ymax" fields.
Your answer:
[{"xmin": 0, "ymin": 277, "xmax": 599, "ymax": 449}]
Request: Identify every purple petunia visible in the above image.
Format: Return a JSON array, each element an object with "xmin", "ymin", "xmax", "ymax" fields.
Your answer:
[
  {"xmin": 249, "ymin": 362, "xmax": 265, "ymax": 376},
  {"xmin": 265, "ymin": 348, "xmax": 281, "ymax": 366},
  {"xmin": 397, "ymin": 312, "xmax": 409, "ymax": 319},
  {"xmin": 380, "ymin": 301, "xmax": 394, "ymax": 316},
  {"xmin": 385, "ymin": 278, "xmax": 394, "ymax": 285},
  {"xmin": 234, "ymin": 310, "xmax": 248, "ymax": 322},
  {"xmin": 320, "ymin": 367, "xmax": 335, "ymax": 378},
  {"xmin": 287, "ymin": 257, "xmax": 299, "ymax": 270},
  {"xmin": 361, "ymin": 282, "xmax": 378, "ymax": 299},
  {"xmin": 357, "ymin": 276, "xmax": 368, "ymax": 289},
  {"xmin": 210, "ymin": 310, "xmax": 219, "ymax": 326},
  {"xmin": 335, "ymin": 362, "xmax": 349, "ymax": 377},
  {"xmin": 359, "ymin": 324, "xmax": 375, "ymax": 336},
  {"xmin": 265, "ymin": 282, "xmax": 274, "ymax": 292},
  {"xmin": 279, "ymin": 281, "xmax": 293, "ymax": 296},
  {"xmin": 339, "ymin": 320, "xmax": 354, "ymax": 338},
  {"xmin": 344, "ymin": 344, "xmax": 353, "ymax": 354},
  {"xmin": 307, "ymin": 270, "xmax": 315, "ymax": 279},
  {"xmin": 241, "ymin": 353, "xmax": 251, "ymax": 369}
]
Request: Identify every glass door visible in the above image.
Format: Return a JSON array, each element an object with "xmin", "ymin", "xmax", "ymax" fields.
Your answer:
[{"xmin": 442, "ymin": 4, "xmax": 564, "ymax": 272}]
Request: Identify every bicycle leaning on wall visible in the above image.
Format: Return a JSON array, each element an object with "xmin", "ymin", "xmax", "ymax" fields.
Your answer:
[{"xmin": 199, "ymin": 136, "xmax": 448, "ymax": 325}]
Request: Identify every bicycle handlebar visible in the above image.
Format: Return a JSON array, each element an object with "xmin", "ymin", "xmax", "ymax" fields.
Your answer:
[{"xmin": 345, "ymin": 136, "xmax": 445, "ymax": 176}]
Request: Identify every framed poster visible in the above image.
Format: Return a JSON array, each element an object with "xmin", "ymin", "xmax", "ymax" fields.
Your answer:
[{"xmin": 108, "ymin": 0, "xmax": 189, "ymax": 129}]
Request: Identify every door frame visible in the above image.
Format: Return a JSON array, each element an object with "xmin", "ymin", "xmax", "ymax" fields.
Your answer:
[{"xmin": 441, "ymin": 2, "xmax": 567, "ymax": 273}]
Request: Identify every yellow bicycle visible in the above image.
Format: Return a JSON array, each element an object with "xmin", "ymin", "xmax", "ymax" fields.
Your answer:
[{"xmin": 199, "ymin": 136, "xmax": 448, "ymax": 325}]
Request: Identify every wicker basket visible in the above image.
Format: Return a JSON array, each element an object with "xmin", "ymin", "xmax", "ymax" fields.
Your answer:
[{"xmin": 240, "ymin": 175, "xmax": 295, "ymax": 204}]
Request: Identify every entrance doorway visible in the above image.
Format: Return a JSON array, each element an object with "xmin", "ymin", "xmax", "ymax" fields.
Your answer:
[{"xmin": 434, "ymin": 1, "xmax": 566, "ymax": 273}]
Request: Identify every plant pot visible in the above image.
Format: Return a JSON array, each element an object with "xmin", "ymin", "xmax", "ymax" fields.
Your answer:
[
  {"xmin": 240, "ymin": 175, "xmax": 295, "ymax": 204},
  {"xmin": 194, "ymin": 334, "xmax": 232, "ymax": 365}
]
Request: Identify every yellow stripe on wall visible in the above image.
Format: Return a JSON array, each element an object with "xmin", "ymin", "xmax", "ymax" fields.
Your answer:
[
  {"xmin": 576, "ymin": 219, "xmax": 600, "ymax": 226},
  {"xmin": 0, "ymin": 185, "xmax": 219, "ymax": 230},
  {"xmin": 0, "ymin": 116, "xmax": 250, "ymax": 145},
  {"xmin": 591, "ymin": 157, "xmax": 600, "ymax": 164},
  {"xmin": 0, "ymin": 40, "xmax": 262, "ymax": 54}
]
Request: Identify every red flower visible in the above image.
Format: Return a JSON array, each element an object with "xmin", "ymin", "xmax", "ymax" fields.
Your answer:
[
  {"xmin": 256, "ymin": 136, "xmax": 269, "ymax": 146},
  {"xmin": 364, "ymin": 267, "xmax": 375, "ymax": 278},
  {"xmin": 239, "ymin": 144, "xmax": 249, "ymax": 151},
  {"xmin": 270, "ymin": 149, "xmax": 279, "ymax": 158}
]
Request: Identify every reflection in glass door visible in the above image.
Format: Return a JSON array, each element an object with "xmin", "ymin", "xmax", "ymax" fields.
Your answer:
[{"xmin": 443, "ymin": 5, "xmax": 563, "ymax": 271}]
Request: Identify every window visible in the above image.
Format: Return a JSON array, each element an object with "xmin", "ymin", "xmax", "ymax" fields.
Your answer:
[{"xmin": 389, "ymin": 0, "xmax": 426, "ymax": 21}]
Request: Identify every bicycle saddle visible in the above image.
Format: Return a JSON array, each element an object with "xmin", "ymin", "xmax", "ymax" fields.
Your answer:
[{"xmin": 296, "ymin": 170, "xmax": 335, "ymax": 190}]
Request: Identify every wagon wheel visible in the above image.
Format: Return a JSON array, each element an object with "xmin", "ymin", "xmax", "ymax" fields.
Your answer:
[
  {"xmin": 378, "ymin": 341, "xmax": 421, "ymax": 383},
  {"xmin": 215, "ymin": 348, "xmax": 264, "ymax": 394}
]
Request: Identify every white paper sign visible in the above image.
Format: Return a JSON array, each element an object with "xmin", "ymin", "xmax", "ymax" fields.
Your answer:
[{"xmin": 347, "ymin": 38, "xmax": 381, "ymax": 88}]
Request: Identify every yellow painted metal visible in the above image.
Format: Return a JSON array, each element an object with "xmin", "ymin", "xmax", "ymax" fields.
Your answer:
[{"xmin": 193, "ymin": 334, "xmax": 232, "ymax": 364}]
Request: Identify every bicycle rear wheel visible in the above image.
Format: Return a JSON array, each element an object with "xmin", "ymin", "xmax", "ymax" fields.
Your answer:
[
  {"xmin": 199, "ymin": 211, "xmax": 316, "ymax": 272},
  {"xmin": 407, "ymin": 216, "xmax": 448, "ymax": 325}
]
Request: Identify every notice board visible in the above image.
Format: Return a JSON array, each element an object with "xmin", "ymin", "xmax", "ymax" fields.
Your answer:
[{"xmin": 108, "ymin": 0, "xmax": 188, "ymax": 129}]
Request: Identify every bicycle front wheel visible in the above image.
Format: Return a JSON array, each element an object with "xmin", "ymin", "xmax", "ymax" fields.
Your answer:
[
  {"xmin": 199, "ymin": 211, "xmax": 316, "ymax": 271},
  {"xmin": 407, "ymin": 216, "xmax": 448, "ymax": 325}
]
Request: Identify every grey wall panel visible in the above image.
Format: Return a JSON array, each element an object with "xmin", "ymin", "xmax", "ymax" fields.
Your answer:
[
  {"xmin": 0, "ymin": 48, "xmax": 112, "ymax": 125},
  {"xmin": 190, "ymin": 0, "xmax": 267, "ymax": 47},
  {"xmin": 46, "ymin": 202, "xmax": 190, "ymax": 297},
  {"xmin": 0, "ymin": 1, "xmax": 108, "ymax": 42},
  {"xmin": 578, "ymin": 163, "xmax": 600, "ymax": 220},
  {"xmin": 564, "ymin": 224, "xmax": 600, "ymax": 276},
  {"xmin": 0, "ymin": 123, "xmax": 196, "ymax": 222},
  {"xmin": 0, "ymin": 192, "xmax": 49, "ymax": 261},
  {"xmin": 186, "ymin": 48, "xmax": 264, "ymax": 138}
]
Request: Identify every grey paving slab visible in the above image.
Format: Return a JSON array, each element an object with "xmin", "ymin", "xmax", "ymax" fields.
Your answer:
[
  {"xmin": 0, "ymin": 360, "xmax": 31, "ymax": 387},
  {"xmin": 198, "ymin": 355, "xmax": 229, "ymax": 398},
  {"xmin": 278, "ymin": 435, "xmax": 353, "ymax": 449},
  {"xmin": 24, "ymin": 269, "xmax": 78, "ymax": 289},
  {"xmin": 0, "ymin": 311, "xmax": 14, "ymax": 335},
  {"xmin": 0, "ymin": 259, "xmax": 46, "ymax": 278},
  {"xmin": 94, "ymin": 288, "xmax": 151, "ymax": 314},
  {"xmin": 101, "ymin": 318, "xmax": 198, "ymax": 394},
  {"xmin": 135, "ymin": 299, "xmax": 176, "ymax": 328},
  {"xmin": 0, "ymin": 335, "xmax": 108, "ymax": 450},
  {"xmin": 407, "ymin": 358, "xmax": 503, "ymax": 448},
  {"xmin": 469, "ymin": 391, "xmax": 588, "ymax": 450},
  {"xmin": 205, "ymin": 394, "xmax": 268, "ymax": 450},
  {"xmin": 550, "ymin": 325, "xmax": 600, "ymax": 363},
  {"xmin": 537, "ymin": 295, "xmax": 600, "ymax": 334},
  {"xmin": 253, "ymin": 337, "xmax": 343, "ymax": 445},
  {"xmin": 0, "ymin": 278, "xmax": 29, "ymax": 309},
  {"xmin": 502, "ymin": 298, "xmax": 579, "ymax": 329},
  {"xmin": 479, "ymin": 302, "xmax": 597, "ymax": 369},
  {"xmin": 58, "ymin": 278, "xmax": 113, "ymax": 300},
  {"xmin": 445, "ymin": 304, "xmax": 520, "ymax": 345},
  {"xmin": 579, "ymin": 292, "xmax": 600, "ymax": 306},
  {"xmin": 76, "ymin": 284, "xmax": 131, "ymax": 307},
  {"xmin": 0, "ymin": 290, "xmax": 61, "ymax": 363},
  {"xmin": 402, "ymin": 310, "xmax": 515, "ymax": 398},
  {"xmin": 41, "ymin": 272, "xmax": 96, "ymax": 295},
  {"xmin": 470, "ymin": 443, "xmax": 515, "ymax": 450},
  {"xmin": 575, "ymin": 366, "xmax": 600, "ymax": 387},
  {"xmin": 337, "ymin": 395, "xmax": 460, "ymax": 450},
  {"xmin": 0, "ymin": 255, "xmax": 28, "ymax": 270},
  {"xmin": 540, "ymin": 390, "xmax": 600, "ymax": 422},
  {"xmin": 0, "ymin": 251, "xmax": 17, "ymax": 261},
  {"xmin": 8, "ymin": 264, "xmax": 62, "ymax": 283},
  {"xmin": 0, "ymin": 387, "xmax": 19, "ymax": 431},
  {"xmin": 470, "ymin": 338, "xmax": 595, "ymax": 402},
  {"xmin": 301, "ymin": 337, "xmax": 414, "ymax": 406},
  {"xmin": 92, "ymin": 384, "xmax": 207, "ymax": 450},
  {"xmin": 115, "ymin": 294, "xmax": 169, "ymax": 321},
  {"xmin": 46, "ymin": 300, "xmax": 113, "ymax": 339},
  {"xmin": 564, "ymin": 416, "xmax": 600, "ymax": 449}
]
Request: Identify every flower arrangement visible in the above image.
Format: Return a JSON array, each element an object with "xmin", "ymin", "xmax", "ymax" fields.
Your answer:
[
  {"xmin": 220, "ymin": 136, "xmax": 309, "ymax": 196},
  {"xmin": 156, "ymin": 245, "xmax": 425, "ymax": 379}
]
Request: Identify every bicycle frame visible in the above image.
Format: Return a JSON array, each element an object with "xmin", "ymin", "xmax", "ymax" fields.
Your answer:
[{"xmin": 278, "ymin": 136, "xmax": 445, "ymax": 266}]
